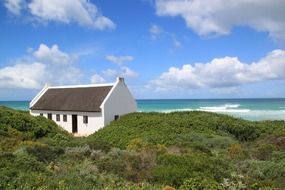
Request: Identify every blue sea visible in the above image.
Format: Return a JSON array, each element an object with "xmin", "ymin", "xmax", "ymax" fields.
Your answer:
[{"xmin": 0, "ymin": 99, "xmax": 285, "ymax": 121}]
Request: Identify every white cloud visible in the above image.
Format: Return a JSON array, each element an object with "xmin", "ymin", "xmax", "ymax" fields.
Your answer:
[
  {"xmin": 0, "ymin": 62, "xmax": 45, "ymax": 89},
  {"xmin": 91, "ymin": 74, "xmax": 105, "ymax": 84},
  {"xmin": 150, "ymin": 49, "xmax": 285, "ymax": 91},
  {"xmin": 105, "ymin": 55, "xmax": 134, "ymax": 65},
  {"xmin": 103, "ymin": 54, "xmax": 138, "ymax": 79},
  {"xmin": 5, "ymin": 0, "xmax": 115, "ymax": 30},
  {"xmin": 33, "ymin": 44, "xmax": 77, "ymax": 65},
  {"xmin": 120, "ymin": 66, "xmax": 139, "ymax": 78},
  {"xmin": 149, "ymin": 24, "xmax": 182, "ymax": 49},
  {"xmin": 102, "ymin": 66, "xmax": 138, "ymax": 79},
  {"xmin": 102, "ymin": 69, "xmax": 118, "ymax": 77},
  {"xmin": 4, "ymin": 0, "xmax": 23, "ymax": 15},
  {"xmin": 0, "ymin": 44, "xmax": 81, "ymax": 89},
  {"xmin": 149, "ymin": 24, "xmax": 163, "ymax": 39},
  {"xmin": 155, "ymin": 0, "xmax": 285, "ymax": 40}
]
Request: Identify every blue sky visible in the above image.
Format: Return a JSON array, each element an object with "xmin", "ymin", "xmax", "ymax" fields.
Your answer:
[{"xmin": 0, "ymin": 0, "xmax": 285, "ymax": 100}]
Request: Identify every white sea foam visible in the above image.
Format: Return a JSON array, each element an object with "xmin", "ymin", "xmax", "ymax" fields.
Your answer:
[
  {"xmin": 224, "ymin": 104, "xmax": 240, "ymax": 108},
  {"xmin": 200, "ymin": 104, "xmax": 240, "ymax": 110},
  {"xmin": 160, "ymin": 108, "xmax": 194, "ymax": 113},
  {"xmin": 233, "ymin": 110, "xmax": 285, "ymax": 121},
  {"xmin": 198, "ymin": 104, "xmax": 247, "ymax": 113},
  {"xmin": 198, "ymin": 108, "xmax": 250, "ymax": 113},
  {"xmin": 138, "ymin": 103, "xmax": 285, "ymax": 121},
  {"xmin": 199, "ymin": 106, "xmax": 228, "ymax": 110}
]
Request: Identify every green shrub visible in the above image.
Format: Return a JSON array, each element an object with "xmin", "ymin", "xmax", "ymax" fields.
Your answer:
[
  {"xmin": 96, "ymin": 148, "xmax": 156, "ymax": 182},
  {"xmin": 0, "ymin": 106, "xmax": 69, "ymax": 141},
  {"xmin": 90, "ymin": 111, "xmax": 264, "ymax": 149},
  {"xmin": 87, "ymin": 139, "xmax": 112, "ymax": 152},
  {"xmin": 26, "ymin": 144, "xmax": 64, "ymax": 163},
  {"xmin": 179, "ymin": 175, "xmax": 223, "ymax": 190},
  {"xmin": 253, "ymin": 144, "xmax": 279, "ymax": 160},
  {"xmin": 1, "ymin": 107, "xmax": 285, "ymax": 189},
  {"xmin": 152, "ymin": 153, "xmax": 230, "ymax": 187},
  {"xmin": 227, "ymin": 143, "xmax": 247, "ymax": 160},
  {"xmin": 240, "ymin": 159, "xmax": 285, "ymax": 180}
]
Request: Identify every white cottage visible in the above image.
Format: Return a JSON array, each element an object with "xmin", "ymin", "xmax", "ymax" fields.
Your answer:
[{"xmin": 30, "ymin": 77, "xmax": 137, "ymax": 136}]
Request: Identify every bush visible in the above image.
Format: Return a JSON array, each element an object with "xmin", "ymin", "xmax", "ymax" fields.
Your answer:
[
  {"xmin": 179, "ymin": 175, "xmax": 223, "ymax": 190},
  {"xmin": 65, "ymin": 145, "xmax": 91, "ymax": 159},
  {"xmin": 1, "ymin": 107, "xmax": 285, "ymax": 189},
  {"xmin": 152, "ymin": 154, "xmax": 230, "ymax": 187},
  {"xmin": 90, "ymin": 111, "xmax": 264, "ymax": 150},
  {"xmin": 26, "ymin": 144, "xmax": 64, "ymax": 163},
  {"xmin": 87, "ymin": 139, "xmax": 111, "ymax": 152},
  {"xmin": 96, "ymin": 148, "xmax": 156, "ymax": 182},
  {"xmin": 0, "ymin": 106, "xmax": 69, "ymax": 141},
  {"xmin": 253, "ymin": 144, "xmax": 279, "ymax": 160},
  {"xmin": 240, "ymin": 159, "xmax": 285, "ymax": 180},
  {"xmin": 227, "ymin": 144, "xmax": 247, "ymax": 160}
]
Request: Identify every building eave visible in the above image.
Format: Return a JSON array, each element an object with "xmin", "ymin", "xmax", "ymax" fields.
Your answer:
[{"xmin": 30, "ymin": 108, "xmax": 102, "ymax": 113}]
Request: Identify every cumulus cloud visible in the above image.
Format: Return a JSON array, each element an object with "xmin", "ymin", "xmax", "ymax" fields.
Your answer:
[
  {"xmin": 4, "ymin": 0, "xmax": 23, "ymax": 15},
  {"xmin": 4, "ymin": 0, "xmax": 115, "ymax": 30},
  {"xmin": 102, "ymin": 66, "xmax": 138, "ymax": 79},
  {"xmin": 120, "ymin": 66, "xmax": 139, "ymax": 78},
  {"xmin": 33, "ymin": 44, "xmax": 77, "ymax": 65},
  {"xmin": 104, "ymin": 54, "xmax": 138, "ymax": 79},
  {"xmin": 105, "ymin": 55, "xmax": 134, "ymax": 65},
  {"xmin": 91, "ymin": 74, "xmax": 105, "ymax": 84},
  {"xmin": 0, "ymin": 62, "xmax": 45, "ymax": 89},
  {"xmin": 150, "ymin": 49, "xmax": 285, "ymax": 91},
  {"xmin": 155, "ymin": 0, "xmax": 285, "ymax": 40},
  {"xmin": 0, "ymin": 44, "xmax": 81, "ymax": 89}
]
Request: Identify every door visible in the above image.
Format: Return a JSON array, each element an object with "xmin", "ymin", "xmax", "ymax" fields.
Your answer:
[{"xmin": 72, "ymin": 115, "xmax": 78, "ymax": 133}]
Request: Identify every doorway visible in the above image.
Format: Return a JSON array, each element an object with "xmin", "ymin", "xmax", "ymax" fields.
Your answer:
[{"xmin": 72, "ymin": 115, "xmax": 78, "ymax": 133}]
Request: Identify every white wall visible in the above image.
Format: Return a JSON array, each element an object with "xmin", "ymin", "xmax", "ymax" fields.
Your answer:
[
  {"xmin": 102, "ymin": 79, "xmax": 137, "ymax": 126},
  {"xmin": 30, "ymin": 110, "xmax": 104, "ymax": 136}
]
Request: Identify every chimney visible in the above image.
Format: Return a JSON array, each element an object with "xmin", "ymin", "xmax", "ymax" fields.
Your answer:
[
  {"xmin": 44, "ymin": 82, "xmax": 50, "ymax": 88},
  {"xmin": 117, "ymin": 77, "xmax": 124, "ymax": 83}
]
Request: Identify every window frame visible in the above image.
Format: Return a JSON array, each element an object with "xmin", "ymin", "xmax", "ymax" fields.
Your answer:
[
  {"xmin": 83, "ymin": 115, "xmax": 88, "ymax": 124},
  {"xmin": 47, "ymin": 113, "xmax": 52, "ymax": 120},
  {"xmin": 56, "ymin": 114, "xmax": 60, "ymax": 122},
  {"xmin": 114, "ymin": 115, "xmax": 119, "ymax": 121},
  {"xmin": 63, "ymin": 115, "xmax": 67, "ymax": 122}
]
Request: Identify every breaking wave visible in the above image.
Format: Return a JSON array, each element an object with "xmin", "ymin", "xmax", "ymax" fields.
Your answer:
[
  {"xmin": 138, "ymin": 103, "xmax": 285, "ymax": 121},
  {"xmin": 198, "ymin": 104, "xmax": 249, "ymax": 113}
]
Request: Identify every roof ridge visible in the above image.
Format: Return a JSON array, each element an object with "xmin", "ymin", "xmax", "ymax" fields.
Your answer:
[{"xmin": 48, "ymin": 83, "xmax": 115, "ymax": 89}]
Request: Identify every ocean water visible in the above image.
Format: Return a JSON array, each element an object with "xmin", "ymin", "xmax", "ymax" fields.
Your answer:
[
  {"xmin": 0, "ymin": 99, "xmax": 285, "ymax": 121},
  {"xmin": 137, "ymin": 99, "xmax": 285, "ymax": 121}
]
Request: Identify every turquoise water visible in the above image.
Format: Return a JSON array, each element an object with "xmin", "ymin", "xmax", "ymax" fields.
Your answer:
[{"xmin": 1, "ymin": 99, "xmax": 285, "ymax": 121}]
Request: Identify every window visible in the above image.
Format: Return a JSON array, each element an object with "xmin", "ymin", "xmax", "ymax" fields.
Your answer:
[
  {"xmin": 40, "ymin": 113, "xmax": 43, "ymax": 117},
  {"xmin": 83, "ymin": 116, "xmax": 88, "ymax": 124},
  {"xmin": 56, "ymin": 114, "xmax": 60, "ymax": 121},
  {"xmin": 114, "ymin": 115, "xmax": 119, "ymax": 121},
  {"xmin": 47, "ymin": 113, "xmax": 52, "ymax": 120},
  {"xmin": 63, "ymin": 115, "xmax": 67, "ymax": 122}
]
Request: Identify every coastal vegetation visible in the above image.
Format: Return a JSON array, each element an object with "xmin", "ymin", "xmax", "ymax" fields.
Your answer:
[{"xmin": 0, "ymin": 106, "xmax": 285, "ymax": 189}]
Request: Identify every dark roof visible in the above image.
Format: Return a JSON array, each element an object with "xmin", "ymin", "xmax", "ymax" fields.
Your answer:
[{"xmin": 31, "ymin": 85, "xmax": 113, "ymax": 112}]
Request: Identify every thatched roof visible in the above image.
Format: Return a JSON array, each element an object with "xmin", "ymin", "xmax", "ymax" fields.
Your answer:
[{"xmin": 31, "ymin": 86, "xmax": 113, "ymax": 112}]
